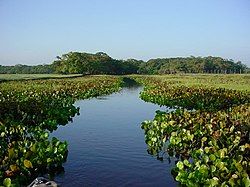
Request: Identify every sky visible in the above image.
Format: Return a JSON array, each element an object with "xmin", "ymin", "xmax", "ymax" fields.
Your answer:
[{"xmin": 0, "ymin": 0, "xmax": 250, "ymax": 66}]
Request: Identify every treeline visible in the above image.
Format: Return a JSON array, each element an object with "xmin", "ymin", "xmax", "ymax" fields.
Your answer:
[
  {"xmin": 0, "ymin": 52, "xmax": 248, "ymax": 74},
  {"xmin": 140, "ymin": 56, "xmax": 248, "ymax": 74},
  {"xmin": 0, "ymin": 64, "xmax": 53, "ymax": 74}
]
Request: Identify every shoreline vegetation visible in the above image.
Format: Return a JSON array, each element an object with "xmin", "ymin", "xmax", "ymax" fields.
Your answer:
[
  {"xmin": 0, "ymin": 74, "xmax": 249, "ymax": 186},
  {"xmin": 134, "ymin": 75, "xmax": 250, "ymax": 186}
]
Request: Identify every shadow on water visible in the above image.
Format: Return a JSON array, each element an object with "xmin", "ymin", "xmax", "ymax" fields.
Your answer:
[
  {"xmin": 122, "ymin": 77, "xmax": 141, "ymax": 88},
  {"xmin": 96, "ymin": 77, "xmax": 140, "ymax": 101}
]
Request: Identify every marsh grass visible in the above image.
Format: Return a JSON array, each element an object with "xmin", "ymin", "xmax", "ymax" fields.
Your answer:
[
  {"xmin": 131, "ymin": 74, "xmax": 250, "ymax": 91},
  {"xmin": 0, "ymin": 74, "xmax": 83, "ymax": 81}
]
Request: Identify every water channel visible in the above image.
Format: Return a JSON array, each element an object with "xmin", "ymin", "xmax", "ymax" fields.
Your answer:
[{"xmin": 52, "ymin": 84, "xmax": 177, "ymax": 186}]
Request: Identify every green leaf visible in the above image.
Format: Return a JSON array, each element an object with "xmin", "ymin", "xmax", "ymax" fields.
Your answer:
[
  {"xmin": 207, "ymin": 177, "xmax": 219, "ymax": 186},
  {"xmin": 229, "ymin": 178, "xmax": 235, "ymax": 186},
  {"xmin": 30, "ymin": 144, "xmax": 36, "ymax": 152},
  {"xmin": 183, "ymin": 159, "xmax": 191, "ymax": 167},
  {"xmin": 243, "ymin": 177, "xmax": 250, "ymax": 187},
  {"xmin": 218, "ymin": 149, "xmax": 225, "ymax": 158},
  {"xmin": 199, "ymin": 164, "xmax": 208, "ymax": 176},
  {"xmin": 169, "ymin": 136, "xmax": 176, "ymax": 145},
  {"xmin": 177, "ymin": 161, "xmax": 184, "ymax": 170},
  {"xmin": 24, "ymin": 159, "xmax": 33, "ymax": 168},
  {"xmin": 152, "ymin": 137, "xmax": 157, "ymax": 142},
  {"xmin": 201, "ymin": 137, "xmax": 207, "ymax": 142},
  {"xmin": 8, "ymin": 148, "xmax": 15, "ymax": 159},
  {"xmin": 204, "ymin": 147, "xmax": 210, "ymax": 153},
  {"xmin": 203, "ymin": 155, "xmax": 209, "ymax": 163},
  {"xmin": 3, "ymin": 178, "xmax": 11, "ymax": 187},
  {"xmin": 10, "ymin": 164, "xmax": 18, "ymax": 172},
  {"xmin": 235, "ymin": 162, "xmax": 243, "ymax": 172},
  {"xmin": 209, "ymin": 154, "xmax": 216, "ymax": 161},
  {"xmin": 211, "ymin": 165, "xmax": 216, "ymax": 173}
]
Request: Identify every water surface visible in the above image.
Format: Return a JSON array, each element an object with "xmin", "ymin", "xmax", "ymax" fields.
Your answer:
[{"xmin": 52, "ymin": 85, "xmax": 177, "ymax": 186}]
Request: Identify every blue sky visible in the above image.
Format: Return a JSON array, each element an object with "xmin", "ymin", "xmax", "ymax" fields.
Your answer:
[{"xmin": 0, "ymin": 0, "xmax": 250, "ymax": 66}]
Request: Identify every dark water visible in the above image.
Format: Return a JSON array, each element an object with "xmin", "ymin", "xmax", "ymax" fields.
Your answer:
[{"xmin": 52, "ymin": 85, "xmax": 177, "ymax": 186}]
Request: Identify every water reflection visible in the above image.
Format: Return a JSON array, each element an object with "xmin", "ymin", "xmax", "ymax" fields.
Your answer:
[{"xmin": 52, "ymin": 85, "xmax": 177, "ymax": 186}]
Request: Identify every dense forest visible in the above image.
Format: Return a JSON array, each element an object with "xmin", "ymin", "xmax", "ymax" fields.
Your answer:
[
  {"xmin": 140, "ymin": 56, "xmax": 248, "ymax": 74},
  {"xmin": 0, "ymin": 52, "xmax": 248, "ymax": 74},
  {"xmin": 52, "ymin": 52, "xmax": 142, "ymax": 75}
]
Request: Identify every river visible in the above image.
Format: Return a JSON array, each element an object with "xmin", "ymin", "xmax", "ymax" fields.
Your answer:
[{"xmin": 51, "ymin": 84, "xmax": 177, "ymax": 186}]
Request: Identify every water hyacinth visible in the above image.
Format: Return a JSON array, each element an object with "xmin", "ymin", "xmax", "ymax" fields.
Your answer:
[
  {"xmin": 0, "ymin": 76, "xmax": 123, "ymax": 186},
  {"xmin": 137, "ymin": 75, "xmax": 250, "ymax": 186}
]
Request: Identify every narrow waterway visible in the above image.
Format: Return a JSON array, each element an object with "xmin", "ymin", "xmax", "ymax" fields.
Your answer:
[{"xmin": 52, "ymin": 85, "xmax": 177, "ymax": 186}]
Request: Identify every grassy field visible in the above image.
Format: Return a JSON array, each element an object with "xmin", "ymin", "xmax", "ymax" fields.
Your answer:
[
  {"xmin": 131, "ymin": 74, "xmax": 250, "ymax": 91},
  {"xmin": 1, "ymin": 74, "xmax": 249, "ymax": 91},
  {"xmin": 0, "ymin": 74, "xmax": 83, "ymax": 81}
]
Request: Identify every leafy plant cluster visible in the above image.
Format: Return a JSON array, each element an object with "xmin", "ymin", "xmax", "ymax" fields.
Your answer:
[
  {"xmin": 0, "ymin": 76, "xmax": 122, "ymax": 186},
  {"xmin": 137, "ymin": 76, "xmax": 250, "ymax": 186},
  {"xmin": 141, "ymin": 105, "xmax": 250, "ymax": 186},
  {"xmin": 135, "ymin": 76, "xmax": 250, "ymax": 111},
  {"xmin": 141, "ymin": 85, "xmax": 249, "ymax": 112}
]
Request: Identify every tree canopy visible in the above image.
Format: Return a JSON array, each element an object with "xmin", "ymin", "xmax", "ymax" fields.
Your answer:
[
  {"xmin": 52, "ymin": 52, "xmax": 141, "ymax": 75},
  {"xmin": 139, "ymin": 56, "xmax": 247, "ymax": 74}
]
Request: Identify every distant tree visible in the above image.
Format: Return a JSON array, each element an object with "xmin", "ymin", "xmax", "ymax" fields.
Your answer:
[
  {"xmin": 0, "ymin": 53, "xmax": 247, "ymax": 75},
  {"xmin": 142, "ymin": 56, "xmax": 247, "ymax": 74}
]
